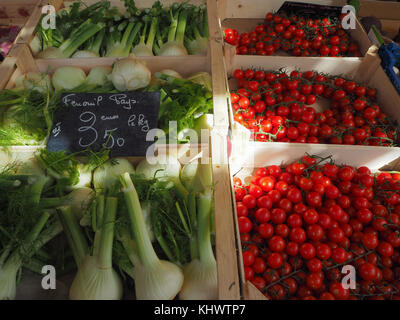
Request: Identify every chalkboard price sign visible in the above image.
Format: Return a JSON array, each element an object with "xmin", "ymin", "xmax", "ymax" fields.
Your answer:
[{"xmin": 47, "ymin": 92, "xmax": 160, "ymax": 156}]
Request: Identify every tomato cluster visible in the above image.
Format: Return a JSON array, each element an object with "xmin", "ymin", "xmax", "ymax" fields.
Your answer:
[
  {"xmin": 224, "ymin": 12, "xmax": 361, "ymax": 57},
  {"xmin": 231, "ymin": 68, "xmax": 399, "ymax": 146},
  {"xmin": 235, "ymin": 155, "xmax": 400, "ymax": 300}
]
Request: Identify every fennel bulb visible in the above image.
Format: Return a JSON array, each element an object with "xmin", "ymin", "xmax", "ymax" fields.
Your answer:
[
  {"xmin": 15, "ymin": 72, "xmax": 52, "ymax": 93},
  {"xmin": 135, "ymin": 157, "xmax": 181, "ymax": 181},
  {"xmin": 40, "ymin": 187, "xmax": 95, "ymax": 220},
  {"xmin": 133, "ymin": 259, "xmax": 184, "ymax": 300},
  {"xmin": 160, "ymin": 69, "xmax": 182, "ymax": 78},
  {"xmin": 36, "ymin": 47, "xmax": 65, "ymax": 59},
  {"xmin": 179, "ymin": 190, "xmax": 217, "ymax": 300},
  {"xmin": 0, "ymin": 209, "xmax": 62, "ymax": 300},
  {"xmin": 57, "ymin": 200, "xmax": 123, "ymax": 300},
  {"xmin": 86, "ymin": 66, "xmax": 111, "ymax": 87},
  {"xmin": 179, "ymin": 258, "xmax": 217, "ymax": 300},
  {"xmin": 186, "ymin": 37, "xmax": 208, "ymax": 55},
  {"xmin": 52, "ymin": 67, "xmax": 86, "ymax": 91},
  {"xmin": 71, "ymin": 164, "xmax": 92, "ymax": 190},
  {"xmin": 119, "ymin": 173, "xmax": 184, "ymax": 300},
  {"xmin": 111, "ymin": 56, "xmax": 151, "ymax": 91},
  {"xmin": 158, "ymin": 42, "xmax": 188, "ymax": 56},
  {"xmin": 184, "ymin": 5, "xmax": 209, "ymax": 56},
  {"xmin": 186, "ymin": 72, "xmax": 212, "ymax": 92},
  {"xmin": 158, "ymin": 8, "xmax": 189, "ymax": 56},
  {"xmin": 181, "ymin": 161, "xmax": 213, "ymax": 193},
  {"xmin": 93, "ymin": 158, "xmax": 134, "ymax": 193},
  {"xmin": 30, "ymin": 34, "xmax": 42, "ymax": 56},
  {"xmin": 71, "ymin": 50, "xmax": 99, "ymax": 58},
  {"xmin": 132, "ymin": 17, "xmax": 158, "ymax": 57},
  {"xmin": 69, "ymin": 255, "xmax": 123, "ymax": 300},
  {"xmin": 106, "ymin": 22, "xmax": 142, "ymax": 58},
  {"xmin": 132, "ymin": 43, "xmax": 154, "ymax": 57},
  {"xmin": 135, "ymin": 157, "xmax": 188, "ymax": 202}
]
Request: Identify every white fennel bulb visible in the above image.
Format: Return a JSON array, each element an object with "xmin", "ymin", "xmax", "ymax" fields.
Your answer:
[
  {"xmin": 133, "ymin": 259, "xmax": 184, "ymax": 300},
  {"xmin": 179, "ymin": 258, "xmax": 217, "ymax": 300},
  {"xmin": 132, "ymin": 43, "xmax": 154, "ymax": 57},
  {"xmin": 186, "ymin": 37, "xmax": 208, "ymax": 55},
  {"xmin": 111, "ymin": 56, "xmax": 151, "ymax": 91},
  {"xmin": 159, "ymin": 69, "xmax": 182, "ymax": 78},
  {"xmin": 52, "ymin": 66, "xmax": 86, "ymax": 91},
  {"xmin": 36, "ymin": 47, "xmax": 65, "ymax": 59},
  {"xmin": 30, "ymin": 34, "xmax": 42, "ymax": 55},
  {"xmin": 119, "ymin": 173, "xmax": 184, "ymax": 300},
  {"xmin": 93, "ymin": 158, "xmax": 134, "ymax": 193},
  {"xmin": 57, "ymin": 198, "xmax": 122, "ymax": 300},
  {"xmin": 71, "ymin": 50, "xmax": 99, "ymax": 58},
  {"xmin": 69, "ymin": 255, "xmax": 123, "ymax": 300},
  {"xmin": 72, "ymin": 164, "xmax": 92, "ymax": 189},
  {"xmin": 15, "ymin": 72, "xmax": 52, "ymax": 93},
  {"xmin": 135, "ymin": 157, "xmax": 181, "ymax": 181},
  {"xmin": 86, "ymin": 66, "xmax": 111, "ymax": 87},
  {"xmin": 158, "ymin": 42, "xmax": 188, "ymax": 56},
  {"xmin": 179, "ymin": 190, "xmax": 217, "ymax": 300},
  {"xmin": 186, "ymin": 72, "xmax": 212, "ymax": 92}
]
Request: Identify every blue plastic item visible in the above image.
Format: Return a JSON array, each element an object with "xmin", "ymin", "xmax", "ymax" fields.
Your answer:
[{"xmin": 378, "ymin": 42, "xmax": 400, "ymax": 96}]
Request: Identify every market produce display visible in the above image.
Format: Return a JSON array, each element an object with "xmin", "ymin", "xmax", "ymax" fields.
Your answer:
[
  {"xmin": 230, "ymin": 68, "xmax": 398, "ymax": 146},
  {"xmin": 2, "ymin": 0, "xmax": 400, "ymax": 302},
  {"xmin": 224, "ymin": 12, "xmax": 361, "ymax": 57},
  {"xmin": 234, "ymin": 155, "xmax": 400, "ymax": 300},
  {"xmin": 0, "ymin": 148, "xmax": 216, "ymax": 300},
  {"xmin": 33, "ymin": 0, "xmax": 209, "ymax": 58},
  {"xmin": 0, "ymin": 55, "xmax": 212, "ymax": 146}
]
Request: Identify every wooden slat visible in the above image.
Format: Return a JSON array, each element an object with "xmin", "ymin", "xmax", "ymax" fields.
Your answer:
[
  {"xmin": 14, "ymin": 0, "xmax": 42, "ymax": 45},
  {"xmin": 11, "ymin": 44, "xmax": 39, "ymax": 73},
  {"xmin": 0, "ymin": 56, "xmax": 17, "ymax": 90},
  {"xmin": 207, "ymin": 0, "xmax": 230, "ymax": 135},
  {"xmin": 244, "ymin": 282, "xmax": 267, "ymax": 300},
  {"xmin": 211, "ymin": 132, "xmax": 241, "ymax": 300}
]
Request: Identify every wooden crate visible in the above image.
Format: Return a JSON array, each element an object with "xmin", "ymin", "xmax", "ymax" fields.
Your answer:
[
  {"xmin": 22, "ymin": 0, "xmax": 209, "ymax": 57},
  {"xmin": 224, "ymin": 47, "xmax": 400, "ymax": 176},
  {"xmin": 217, "ymin": 0, "xmax": 373, "ymax": 59},
  {"xmin": 0, "ymin": 42, "xmax": 240, "ymax": 300},
  {"xmin": 358, "ymin": 0, "xmax": 400, "ymax": 40},
  {"xmin": 11, "ymin": 0, "xmax": 231, "ymax": 135},
  {"xmin": 230, "ymin": 143, "xmax": 400, "ymax": 300}
]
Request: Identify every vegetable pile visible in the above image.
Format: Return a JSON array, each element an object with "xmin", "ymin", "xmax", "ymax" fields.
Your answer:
[
  {"xmin": 230, "ymin": 68, "xmax": 399, "ymax": 146},
  {"xmin": 0, "ymin": 149, "xmax": 217, "ymax": 300},
  {"xmin": 33, "ymin": 0, "xmax": 209, "ymax": 58},
  {"xmin": 224, "ymin": 12, "xmax": 361, "ymax": 57},
  {"xmin": 0, "ymin": 56, "xmax": 212, "ymax": 146},
  {"xmin": 234, "ymin": 154, "xmax": 400, "ymax": 300}
]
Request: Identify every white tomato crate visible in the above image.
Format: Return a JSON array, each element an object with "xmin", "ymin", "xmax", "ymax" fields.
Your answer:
[
  {"xmin": 224, "ymin": 49, "xmax": 400, "ymax": 175},
  {"xmin": 229, "ymin": 143, "xmax": 400, "ymax": 300},
  {"xmin": 217, "ymin": 0, "xmax": 373, "ymax": 60}
]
